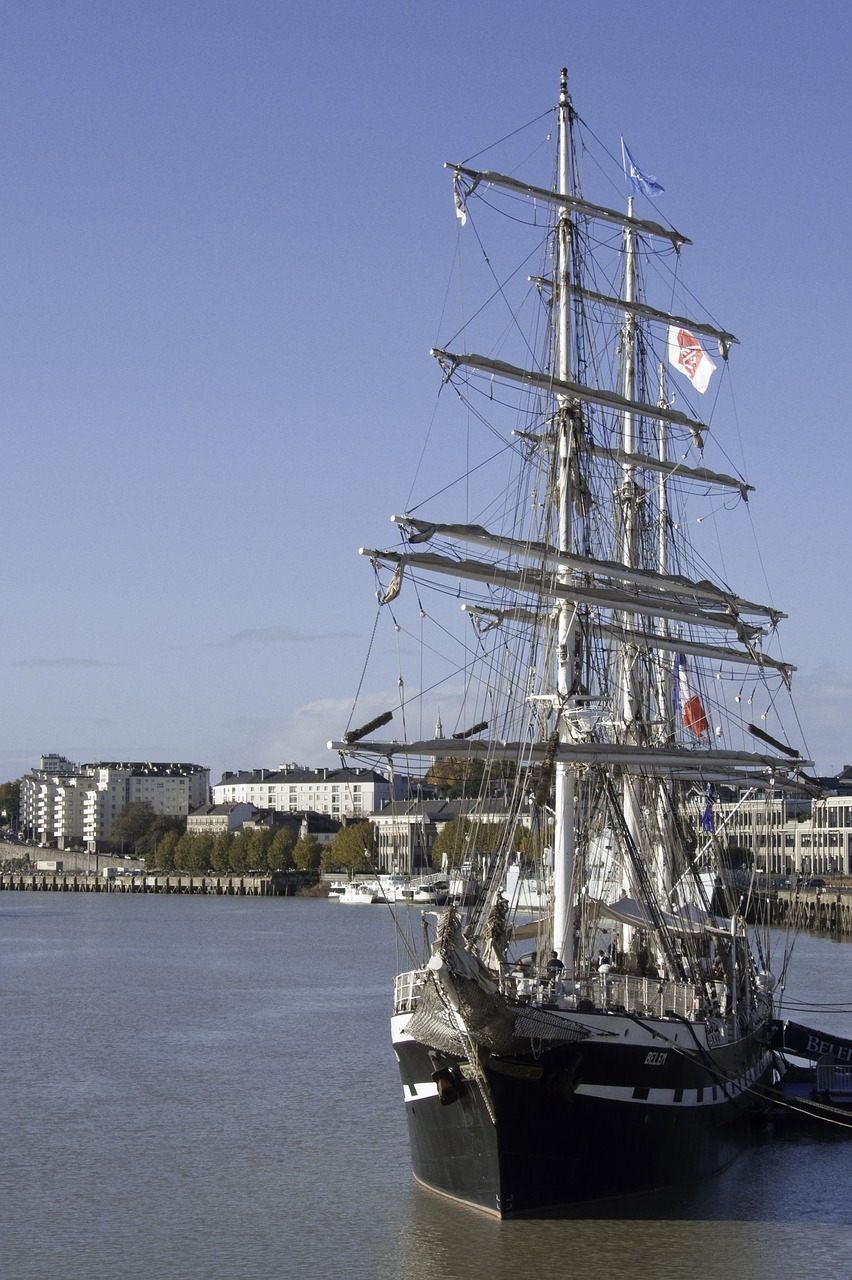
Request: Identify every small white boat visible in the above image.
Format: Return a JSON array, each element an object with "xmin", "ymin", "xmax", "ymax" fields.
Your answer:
[
  {"xmin": 337, "ymin": 881, "xmax": 382, "ymax": 905},
  {"xmin": 412, "ymin": 880, "xmax": 449, "ymax": 905},
  {"xmin": 505, "ymin": 864, "xmax": 546, "ymax": 911},
  {"xmin": 378, "ymin": 875, "xmax": 411, "ymax": 902}
]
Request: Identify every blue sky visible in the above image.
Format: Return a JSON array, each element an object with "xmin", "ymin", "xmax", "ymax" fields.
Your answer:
[{"xmin": 2, "ymin": 0, "xmax": 851, "ymax": 785}]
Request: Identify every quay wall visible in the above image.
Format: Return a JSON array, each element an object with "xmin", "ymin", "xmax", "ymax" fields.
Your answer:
[
  {"xmin": 0, "ymin": 871, "xmax": 319, "ymax": 896},
  {"xmin": 4, "ymin": 874, "xmax": 850, "ymax": 933},
  {"xmin": 751, "ymin": 887, "xmax": 852, "ymax": 938}
]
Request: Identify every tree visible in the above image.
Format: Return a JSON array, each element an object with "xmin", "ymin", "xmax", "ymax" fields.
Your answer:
[
  {"xmin": 172, "ymin": 831, "xmax": 199, "ymax": 871},
  {"xmin": 431, "ymin": 816, "xmax": 527, "ymax": 868},
  {"xmin": 430, "ymin": 816, "xmax": 474, "ymax": 869},
  {"xmin": 211, "ymin": 829, "xmax": 235, "ymax": 872},
  {"xmin": 324, "ymin": 821, "xmax": 375, "ymax": 873},
  {"xmin": 514, "ymin": 820, "xmax": 554, "ymax": 861},
  {"xmin": 187, "ymin": 831, "xmax": 214, "ymax": 873},
  {"xmin": 292, "ymin": 834, "xmax": 322, "ymax": 870},
  {"xmin": 267, "ymin": 826, "xmax": 297, "ymax": 871},
  {"xmin": 149, "ymin": 828, "xmax": 180, "ymax": 870},
  {"xmin": 0, "ymin": 779, "xmax": 21, "ymax": 827},
  {"xmin": 149, "ymin": 813, "xmax": 186, "ymax": 848},
  {"xmin": 112, "ymin": 801, "xmax": 158, "ymax": 856},
  {"xmin": 425, "ymin": 757, "xmax": 486, "ymax": 798},
  {"xmin": 228, "ymin": 831, "xmax": 255, "ymax": 873},
  {"xmin": 241, "ymin": 826, "xmax": 273, "ymax": 870}
]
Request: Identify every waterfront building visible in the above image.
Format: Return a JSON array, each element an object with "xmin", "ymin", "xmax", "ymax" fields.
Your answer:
[
  {"xmin": 212, "ymin": 765, "xmax": 404, "ymax": 820},
  {"xmin": 186, "ymin": 803, "xmax": 256, "ymax": 836},
  {"xmin": 716, "ymin": 770, "xmax": 852, "ymax": 876},
  {"xmin": 186, "ymin": 803, "xmax": 340, "ymax": 850},
  {"xmin": 242, "ymin": 810, "xmax": 341, "ymax": 849},
  {"xmin": 19, "ymin": 756, "xmax": 210, "ymax": 850},
  {"xmin": 370, "ymin": 796, "xmax": 529, "ymax": 875}
]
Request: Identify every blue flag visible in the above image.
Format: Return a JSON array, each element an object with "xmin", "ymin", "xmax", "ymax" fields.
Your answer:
[
  {"xmin": 701, "ymin": 784, "xmax": 715, "ymax": 834},
  {"xmin": 621, "ymin": 139, "xmax": 664, "ymax": 199}
]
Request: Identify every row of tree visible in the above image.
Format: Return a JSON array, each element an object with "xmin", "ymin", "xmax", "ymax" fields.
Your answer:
[
  {"xmin": 430, "ymin": 816, "xmax": 554, "ymax": 867},
  {"xmin": 134, "ymin": 807, "xmax": 379, "ymax": 876},
  {"xmin": 147, "ymin": 815, "xmax": 553, "ymax": 877}
]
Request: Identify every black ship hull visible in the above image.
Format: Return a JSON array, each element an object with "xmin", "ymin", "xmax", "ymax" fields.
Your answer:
[{"xmin": 393, "ymin": 1017, "xmax": 774, "ymax": 1218}]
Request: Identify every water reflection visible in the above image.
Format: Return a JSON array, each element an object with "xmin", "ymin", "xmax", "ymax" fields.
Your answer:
[{"xmin": 392, "ymin": 1126, "xmax": 852, "ymax": 1280}]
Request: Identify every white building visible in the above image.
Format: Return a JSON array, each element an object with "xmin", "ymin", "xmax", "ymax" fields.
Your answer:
[
  {"xmin": 716, "ymin": 774, "xmax": 852, "ymax": 877},
  {"xmin": 19, "ymin": 756, "xmax": 210, "ymax": 850},
  {"xmin": 212, "ymin": 765, "xmax": 402, "ymax": 820},
  {"xmin": 186, "ymin": 803, "xmax": 256, "ymax": 836},
  {"xmin": 370, "ymin": 797, "xmax": 528, "ymax": 875}
]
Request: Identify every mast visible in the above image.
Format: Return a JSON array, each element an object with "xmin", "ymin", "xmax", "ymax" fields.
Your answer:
[
  {"xmin": 619, "ymin": 193, "xmax": 645, "ymax": 842},
  {"xmin": 656, "ymin": 362, "xmax": 672, "ymax": 734},
  {"xmin": 655, "ymin": 363, "xmax": 675, "ymax": 918},
  {"xmin": 552, "ymin": 68, "xmax": 576, "ymax": 976},
  {"xmin": 615, "ymin": 192, "xmax": 646, "ymax": 957}
]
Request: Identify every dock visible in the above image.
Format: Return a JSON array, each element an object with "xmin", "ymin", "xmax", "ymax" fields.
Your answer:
[
  {"xmin": 757, "ymin": 886, "xmax": 852, "ymax": 937},
  {"xmin": 0, "ymin": 870, "xmax": 318, "ymax": 896}
]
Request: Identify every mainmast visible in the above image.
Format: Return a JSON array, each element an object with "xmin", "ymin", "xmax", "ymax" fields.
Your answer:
[
  {"xmin": 552, "ymin": 68, "xmax": 576, "ymax": 975},
  {"xmin": 617, "ymin": 196, "xmax": 651, "ymax": 926}
]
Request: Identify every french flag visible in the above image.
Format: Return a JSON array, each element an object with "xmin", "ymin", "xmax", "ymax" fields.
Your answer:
[{"xmin": 674, "ymin": 653, "xmax": 709, "ymax": 738}]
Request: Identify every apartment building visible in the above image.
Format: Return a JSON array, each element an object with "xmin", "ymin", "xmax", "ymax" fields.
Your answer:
[
  {"xmin": 212, "ymin": 765, "xmax": 401, "ymax": 820},
  {"xmin": 19, "ymin": 756, "xmax": 210, "ymax": 850}
]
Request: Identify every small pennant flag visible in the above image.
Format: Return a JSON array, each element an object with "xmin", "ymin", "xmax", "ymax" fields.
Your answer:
[
  {"xmin": 702, "ymin": 784, "xmax": 715, "ymax": 833},
  {"xmin": 621, "ymin": 139, "xmax": 665, "ymax": 199},
  {"xmin": 674, "ymin": 653, "xmax": 709, "ymax": 738},
  {"xmin": 453, "ymin": 174, "xmax": 467, "ymax": 226},
  {"xmin": 667, "ymin": 325, "xmax": 717, "ymax": 394}
]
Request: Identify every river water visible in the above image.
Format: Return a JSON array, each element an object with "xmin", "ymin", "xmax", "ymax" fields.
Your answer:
[{"xmin": 0, "ymin": 894, "xmax": 850, "ymax": 1280}]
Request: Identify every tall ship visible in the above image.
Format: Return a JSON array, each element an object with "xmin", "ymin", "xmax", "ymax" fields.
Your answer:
[{"xmin": 330, "ymin": 70, "xmax": 813, "ymax": 1216}]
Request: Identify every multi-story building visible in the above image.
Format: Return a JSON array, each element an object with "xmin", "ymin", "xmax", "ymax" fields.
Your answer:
[
  {"xmin": 716, "ymin": 770, "xmax": 852, "ymax": 876},
  {"xmin": 187, "ymin": 804, "xmax": 341, "ymax": 851},
  {"xmin": 18, "ymin": 755, "xmax": 77, "ymax": 843},
  {"xmin": 212, "ymin": 765, "xmax": 403, "ymax": 820},
  {"xmin": 19, "ymin": 756, "xmax": 210, "ymax": 850},
  {"xmin": 370, "ymin": 796, "xmax": 529, "ymax": 875},
  {"xmin": 53, "ymin": 776, "xmax": 89, "ymax": 849},
  {"xmin": 186, "ymin": 803, "xmax": 257, "ymax": 836}
]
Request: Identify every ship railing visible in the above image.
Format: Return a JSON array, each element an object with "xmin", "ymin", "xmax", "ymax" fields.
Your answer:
[
  {"xmin": 574, "ymin": 973, "xmax": 701, "ymax": 1020},
  {"xmin": 393, "ymin": 965, "xmax": 704, "ymax": 1022},
  {"xmin": 815, "ymin": 1052, "xmax": 852, "ymax": 1098},
  {"xmin": 393, "ymin": 968, "xmax": 428, "ymax": 1015}
]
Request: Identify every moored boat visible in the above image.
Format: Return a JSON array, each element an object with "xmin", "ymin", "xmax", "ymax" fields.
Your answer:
[{"xmin": 336, "ymin": 881, "xmax": 382, "ymax": 905}]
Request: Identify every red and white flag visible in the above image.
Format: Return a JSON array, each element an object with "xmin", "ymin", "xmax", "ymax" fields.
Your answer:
[
  {"xmin": 667, "ymin": 326, "xmax": 717, "ymax": 394},
  {"xmin": 674, "ymin": 653, "xmax": 709, "ymax": 738}
]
